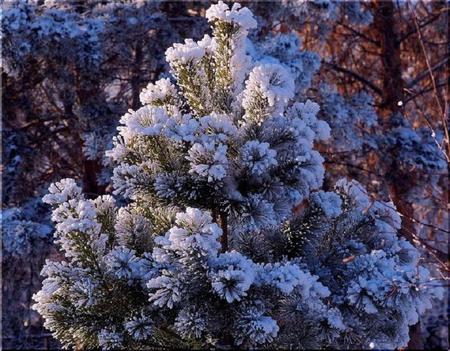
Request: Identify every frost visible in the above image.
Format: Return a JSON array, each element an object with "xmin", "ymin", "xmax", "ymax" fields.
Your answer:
[
  {"xmin": 122, "ymin": 106, "xmax": 169, "ymax": 137},
  {"xmin": 198, "ymin": 113, "xmax": 237, "ymax": 143},
  {"xmin": 240, "ymin": 140, "xmax": 278, "ymax": 176},
  {"xmin": 98, "ymin": 328, "xmax": 123, "ymax": 350},
  {"xmin": 289, "ymin": 100, "xmax": 331, "ymax": 141},
  {"xmin": 124, "ymin": 312, "xmax": 153, "ymax": 341},
  {"xmin": 187, "ymin": 142, "xmax": 228, "ymax": 182},
  {"xmin": 115, "ymin": 207, "xmax": 153, "ymax": 250},
  {"xmin": 210, "ymin": 251, "xmax": 256, "ymax": 302},
  {"xmin": 242, "ymin": 63, "xmax": 295, "ymax": 119},
  {"xmin": 335, "ymin": 178, "xmax": 371, "ymax": 211},
  {"xmin": 311, "ymin": 191, "xmax": 343, "ymax": 218},
  {"xmin": 174, "ymin": 308, "xmax": 207, "ymax": 339},
  {"xmin": 140, "ymin": 78, "xmax": 178, "ymax": 106},
  {"xmin": 104, "ymin": 247, "xmax": 141, "ymax": 280},
  {"xmin": 147, "ymin": 275, "xmax": 182, "ymax": 309},
  {"xmin": 32, "ymin": 2, "xmax": 444, "ymax": 350},
  {"xmin": 206, "ymin": 1, "xmax": 257, "ymax": 30},
  {"xmin": 234, "ymin": 307, "xmax": 279, "ymax": 347},
  {"xmin": 165, "ymin": 39, "xmax": 205, "ymax": 65},
  {"xmin": 111, "ymin": 163, "xmax": 141, "ymax": 199},
  {"xmin": 1, "ymin": 206, "xmax": 52, "ymax": 256},
  {"xmin": 43, "ymin": 178, "xmax": 81, "ymax": 205},
  {"xmin": 258, "ymin": 261, "xmax": 303, "ymax": 294}
]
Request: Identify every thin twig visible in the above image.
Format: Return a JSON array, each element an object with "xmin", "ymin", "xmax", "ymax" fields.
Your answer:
[
  {"xmin": 408, "ymin": 3, "xmax": 450, "ymax": 158},
  {"xmin": 410, "ymin": 98, "xmax": 450, "ymax": 163}
]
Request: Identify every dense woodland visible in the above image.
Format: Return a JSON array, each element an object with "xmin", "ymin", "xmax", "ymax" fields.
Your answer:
[{"xmin": 2, "ymin": 0, "xmax": 448, "ymax": 349}]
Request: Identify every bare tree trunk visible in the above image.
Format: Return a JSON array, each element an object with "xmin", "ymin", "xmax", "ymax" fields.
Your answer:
[
  {"xmin": 75, "ymin": 73, "xmax": 105, "ymax": 197},
  {"xmin": 372, "ymin": 0, "xmax": 417, "ymax": 234},
  {"xmin": 372, "ymin": 2, "xmax": 422, "ymax": 348},
  {"xmin": 373, "ymin": 0, "xmax": 404, "ymax": 113},
  {"xmin": 131, "ymin": 40, "xmax": 143, "ymax": 110}
]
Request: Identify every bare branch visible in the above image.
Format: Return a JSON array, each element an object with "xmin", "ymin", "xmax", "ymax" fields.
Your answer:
[
  {"xmin": 399, "ymin": 11, "xmax": 442, "ymax": 43},
  {"xmin": 337, "ymin": 21, "xmax": 380, "ymax": 46},
  {"xmin": 405, "ymin": 81, "xmax": 447, "ymax": 102},
  {"xmin": 406, "ymin": 56, "xmax": 449, "ymax": 88},
  {"xmin": 321, "ymin": 60, "xmax": 383, "ymax": 96}
]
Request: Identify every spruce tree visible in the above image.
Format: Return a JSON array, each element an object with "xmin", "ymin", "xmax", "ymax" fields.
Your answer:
[{"xmin": 33, "ymin": 2, "xmax": 443, "ymax": 349}]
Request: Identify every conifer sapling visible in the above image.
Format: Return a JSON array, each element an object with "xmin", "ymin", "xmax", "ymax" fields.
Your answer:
[{"xmin": 34, "ymin": 2, "xmax": 443, "ymax": 349}]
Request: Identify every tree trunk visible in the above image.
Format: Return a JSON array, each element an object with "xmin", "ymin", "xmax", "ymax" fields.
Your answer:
[
  {"xmin": 372, "ymin": 0, "xmax": 404, "ymax": 113},
  {"xmin": 372, "ymin": 2, "xmax": 422, "ymax": 348},
  {"xmin": 75, "ymin": 73, "xmax": 105, "ymax": 196},
  {"xmin": 131, "ymin": 40, "xmax": 144, "ymax": 110}
]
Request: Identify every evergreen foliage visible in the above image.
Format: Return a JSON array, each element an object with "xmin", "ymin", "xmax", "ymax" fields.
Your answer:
[{"xmin": 33, "ymin": 2, "xmax": 444, "ymax": 349}]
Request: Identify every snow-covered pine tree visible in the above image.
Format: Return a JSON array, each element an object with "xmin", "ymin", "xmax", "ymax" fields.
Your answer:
[
  {"xmin": 2, "ymin": 2, "xmax": 207, "ymax": 346},
  {"xmin": 33, "ymin": 2, "xmax": 443, "ymax": 349}
]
